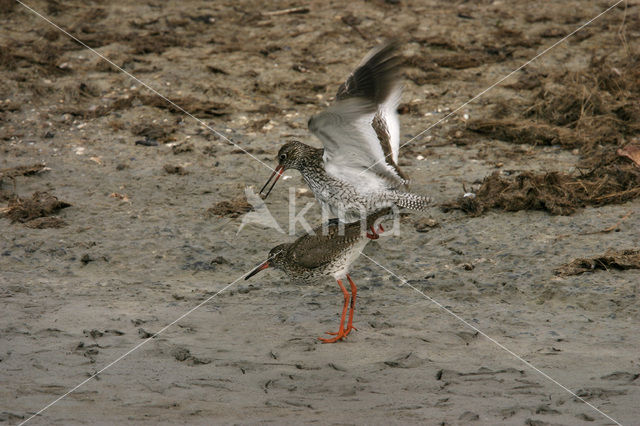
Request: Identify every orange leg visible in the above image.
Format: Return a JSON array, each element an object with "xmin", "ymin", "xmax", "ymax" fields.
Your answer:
[
  {"xmin": 343, "ymin": 274, "xmax": 358, "ymax": 336},
  {"xmin": 366, "ymin": 225, "xmax": 380, "ymax": 240},
  {"xmin": 324, "ymin": 275, "xmax": 358, "ymax": 338},
  {"xmin": 318, "ymin": 279, "xmax": 350, "ymax": 343},
  {"xmin": 366, "ymin": 224, "xmax": 385, "ymax": 240}
]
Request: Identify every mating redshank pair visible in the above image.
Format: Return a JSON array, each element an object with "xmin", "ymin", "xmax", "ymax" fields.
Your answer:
[{"xmin": 251, "ymin": 40, "xmax": 430, "ymax": 342}]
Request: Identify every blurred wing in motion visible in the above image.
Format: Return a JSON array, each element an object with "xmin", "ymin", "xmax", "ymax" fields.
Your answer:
[{"xmin": 310, "ymin": 40, "xmax": 408, "ymax": 191}]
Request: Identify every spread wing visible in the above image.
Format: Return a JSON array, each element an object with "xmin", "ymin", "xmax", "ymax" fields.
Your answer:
[
  {"xmin": 309, "ymin": 98, "xmax": 405, "ymax": 190},
  {"xmin": 372, "ymin": 85, "xmax": 408, "ymax": 182},
  {"xmin": 309, "ymin": 40, "xmax": 407, "ymax": 190}
]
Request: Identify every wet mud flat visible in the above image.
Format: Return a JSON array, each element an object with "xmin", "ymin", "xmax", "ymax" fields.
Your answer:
[{"xmin": 1, "ymin": 0, "xmax": 640, "ymax": 424}]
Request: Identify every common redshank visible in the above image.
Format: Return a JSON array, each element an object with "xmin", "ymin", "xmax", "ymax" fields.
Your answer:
[
  {"xmin": 260, "ymin": 41, "xmax": 430, "ymax": 233},
  {"xmin": 245, "ymin": 208, "xmax": 392, "ymax": 343}
]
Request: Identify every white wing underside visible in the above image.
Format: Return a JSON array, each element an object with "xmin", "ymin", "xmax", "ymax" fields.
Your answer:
[
  {"xmin": 309, "ymin": 97, "xmax": 405, "ymax": 193},
  {"xmin": 381, "ymin": 85, "xmax": 402, "ymax": 164}
]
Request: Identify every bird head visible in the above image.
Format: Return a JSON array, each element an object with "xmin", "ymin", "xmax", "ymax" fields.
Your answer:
[
  {"xmin": 259, "ymin": 141, "xmax": 314, "ymax": 199},
  {"xmin": 245, "ymin": 243, "xmax": 289, "ymax": 280}
]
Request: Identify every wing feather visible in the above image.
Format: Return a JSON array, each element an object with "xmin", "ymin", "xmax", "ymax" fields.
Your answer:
[
  {"xmin": 309, "ymin": 40, "xmax": 408, "ymax": 190},
  {"xmin": 309, "ymin": 99, "xmax": 405, "ymax": 190},
  {"xmin": 290, "ymin": 226, "xmax": 352, "ymax": 269},
  {"xmin": 376, "ymin": 84, "xmax": 409, "ymax": 183},
  {"xmin": 336, "ymin": 40, "xmax": 402, "ymax": 103}
]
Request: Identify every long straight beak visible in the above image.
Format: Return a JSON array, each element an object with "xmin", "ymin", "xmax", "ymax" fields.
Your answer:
[
  {"xmin": 259, "ymin": 164, "xmax": 284, "ymax": 199},
  {"xmin": 245, "ymin": 261, "xmax": 270, "ymax": 280}
]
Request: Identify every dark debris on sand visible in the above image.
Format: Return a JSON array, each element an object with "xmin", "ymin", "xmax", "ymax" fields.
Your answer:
[
  {"xmin": 443, "ymin": 165, "xmax": 640, "ymax": 216},
  {"xmin": 2, "ymin": 192, "xmax": 71, "ymax": 228},
  {"xmin": 138, "ymin": 94, "xmax": 229, "ymax": 117},
  {"xmin": 465, "ymin": 120, "xmax": 585, "ymax": 148},
  {"xmin": 163, "ymin": 164, "xmax": 188, "ymax": 175},
  {"xmin": 0, "ymin": 164, "xmax": 49, "ymax": 201},
  {"xmin": 451, "ymin": 50, "xmax": 640, "ymax": 216},
  {"xmin": 555, "ymin": 249, "xmax": 640, "ymax": 276},
  {"xmin": 23, "ymin": 217, "xmax": 67, "ymax": 229},
  {"xmin": 206, "ymin": 195, "xmax": 252, "ymax": 218},
  {"xmin": 131, "ymin": 123, "xmax": 174, "ymax": 144},
  {"xmin": 0, "ymin": 163, "xmax": 47, "ymax": 182}
]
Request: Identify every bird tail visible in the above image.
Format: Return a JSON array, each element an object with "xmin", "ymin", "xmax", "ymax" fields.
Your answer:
[{"xmin": 393, "ymin": 191, "xmax": 432, "ymax": 211}]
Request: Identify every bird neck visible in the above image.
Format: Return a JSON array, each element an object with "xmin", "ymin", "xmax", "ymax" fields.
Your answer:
[{"xmin": 296, "ymin": 148, "xmax": 324, "ymax": 173}]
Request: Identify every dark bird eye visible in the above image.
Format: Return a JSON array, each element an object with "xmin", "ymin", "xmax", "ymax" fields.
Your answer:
[{"xmin": 279, "ymin": 154, "xmax": 287, "ymax": 161}]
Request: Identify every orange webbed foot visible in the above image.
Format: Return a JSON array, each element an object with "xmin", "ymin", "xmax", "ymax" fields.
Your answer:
[
  {"xmin": 323, "ymin": 325, "xmax": 357, "ymax": 338},
  {"xmin": 318, "ymin": 332, "xmax": 347, "ymax": 343},
  {"xmin": 319, "ymin": 278, "xmax": 353, "ymax": 343},
  {"xmin": 325, "ymin": 326, "xmax": 358, "ymax": 337}
]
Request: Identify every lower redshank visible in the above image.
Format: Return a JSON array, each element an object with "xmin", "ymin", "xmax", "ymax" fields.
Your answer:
[{"xmin": 245, "ymin": 208, "xmax": 392, "ymax": 343}]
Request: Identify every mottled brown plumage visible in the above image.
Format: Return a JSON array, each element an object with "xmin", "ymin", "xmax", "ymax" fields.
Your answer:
[{"xmin": 245, "ymin": 208, "xmax": 392, "ymax": 342}]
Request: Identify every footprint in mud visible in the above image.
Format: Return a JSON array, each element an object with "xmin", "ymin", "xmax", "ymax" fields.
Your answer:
[
  {"xmin": 82, "ymin": 329, "xmax": 125, "ymax": 338},
  {"xmin": 600, "ymin": 371, "xmax": 640, "ymax": 382},
  {"xmin": 383, "ymin": 352, "xmax": 429, "ymax": 369}
]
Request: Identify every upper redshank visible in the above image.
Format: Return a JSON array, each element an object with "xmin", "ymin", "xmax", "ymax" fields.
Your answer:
[
  {"xmin": 245, "ymin": 208, "xmax": 392, "ymax": 343},
  {"xmin": 259, "ymin": 41, "xmax": 431, "ymax": 230}
]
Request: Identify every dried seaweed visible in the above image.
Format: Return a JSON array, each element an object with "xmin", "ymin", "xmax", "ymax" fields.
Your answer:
[
  {"xmin": 0, "ymin": 164, "xmax": 47, "ymax": 183},
  {"xmin": 206, "ymin": 195, "xmax": 252, "ymax": 218},
  {"xmin": 466, "ymin": 120, "xmax": 585, "ymax": 148},
  {"xmin": 0, "ymin": 0, "xmax": 16, "ymax": 15},
  {"xmin": 456, "ymin": 50, "xmax": 640, "ymax": 215},
  {"xmin": 1, "ymin": 42, "xmax": 66, "ymax": 75},
  {"xmin": 433, "ymin": 54, "xmax": 483, "ymax": 70},
  {"xmin": 410, "ymin": 35, "xmax": 462, "ymax": 51},
  {"xmin": 138, "ymin": 94, "xmax": 229, "ymax": 117},
  {"xmin": 56, "ymin": 91, "xmax": 229, "ymax": 120},
  {"xmin": 57, "ymin": 95, "xmax": 135, "ymax": 119},
  {"xmin": 555, "ymin": 249, "xmax": 640, "ymax": 276},
  {"xmin": 130, "ymin": 123, "xmax": 174, "ymax": 143},
  {"xmin": 3, "ymin": 192, "xmax": 71, "ymax": 227},
  {"xmin": 442, "ymin": 162, "xmax": 640, "ymax": 216},
  {"xmin": 23, "ymin": 217, "xmax": 67, "ymax": 229},
  {"xmin": 163, "ymin": 164, "xmax": 188, "ymax": 175},
  {"xmin": 172, "ymin": 142, "xmax": 193, "ymax": 155}
]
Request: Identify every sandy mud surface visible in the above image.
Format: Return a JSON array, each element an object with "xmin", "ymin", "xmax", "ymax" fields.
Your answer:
[{"xmin": 1, "ymin": 0, "xmax": 639, "ymax": 424}]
